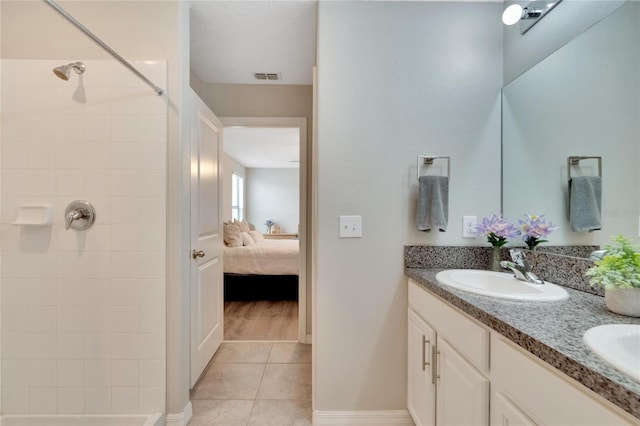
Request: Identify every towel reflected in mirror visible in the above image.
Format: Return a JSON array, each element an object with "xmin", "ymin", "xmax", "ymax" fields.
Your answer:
[{"xmin": 568, "ymin": 176, "xmax": 602, "ymax": 232}]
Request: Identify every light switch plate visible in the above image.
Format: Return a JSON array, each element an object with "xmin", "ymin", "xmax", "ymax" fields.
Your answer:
[{"xmin": 340, "ymin": 215, "xmax": 362, "ymax": 238}]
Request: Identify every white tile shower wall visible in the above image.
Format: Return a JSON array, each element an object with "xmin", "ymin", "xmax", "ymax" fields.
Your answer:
[{"xmin": 0, "ymin": 59, "xmax": 167, "ymax": 415}]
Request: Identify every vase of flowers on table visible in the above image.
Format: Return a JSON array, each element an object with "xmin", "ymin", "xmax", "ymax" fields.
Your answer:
[
  {"xmin": 265, "ymin": 219, "xmax": 275, "ymax": 234},
  {"xmin": 475, "ymin": 214, "xmax": 520, "ymax": 271}
]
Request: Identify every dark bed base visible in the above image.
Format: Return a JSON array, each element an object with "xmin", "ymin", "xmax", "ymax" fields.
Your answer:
[{"xmin": 224, "ymin": 273, "xmax": 299, "ymax": 301}]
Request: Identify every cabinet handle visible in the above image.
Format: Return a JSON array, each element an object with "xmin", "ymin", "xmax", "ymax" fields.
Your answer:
[
  {"xmin": 422, "ymin": 336, "xmax": 431, "ymax": 371},
  {"xmin": 431, "ymin": 345, "xmax": 440, "ymax": 385}
]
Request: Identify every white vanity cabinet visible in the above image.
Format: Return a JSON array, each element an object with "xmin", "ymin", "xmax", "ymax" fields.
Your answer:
[
  {"xmin": 407, "ymin": 309, "xmax": 436, "ymax": 426},
  {"xmin": 491, "ymin": 390, "xmax": 537, "ymax": 426},
  {"xmin": 435, "ymin": 337, "xmax": 489, "ymax": 425},
  {"xmin": 408, "ymin": 279, "xmax": 640, "ymax": 426},
  {"xmin": 491, "ymin": 334, "xmax": 637, "ymax": 426},
  {"xmin": 408, "ymin": 280, "xmax": 490, "ymax": 426}
]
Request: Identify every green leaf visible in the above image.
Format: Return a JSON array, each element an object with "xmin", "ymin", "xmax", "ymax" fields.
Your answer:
[{"xmin": 587, "ymin": 235, "xmax": 640, "ymax": 289}]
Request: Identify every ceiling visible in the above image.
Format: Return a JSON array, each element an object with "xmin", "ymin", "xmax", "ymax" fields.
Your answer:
[
  {"xmin": 225, "ymin": 127, "xmax": 300, "ymax": 169},
  {"xmin": 189, "ymin": 0, "xmax": 317, "ymax": 86}
]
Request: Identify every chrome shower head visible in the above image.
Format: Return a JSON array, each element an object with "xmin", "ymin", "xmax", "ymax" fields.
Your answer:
[{"xmin": 53, "ymin": 62, "xmax": 86, "ymax": 81}]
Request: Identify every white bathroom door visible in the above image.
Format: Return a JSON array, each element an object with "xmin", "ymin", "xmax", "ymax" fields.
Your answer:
[{"xmin": 190, "ymin": 90, "xmax": 224, "ymax": 387}]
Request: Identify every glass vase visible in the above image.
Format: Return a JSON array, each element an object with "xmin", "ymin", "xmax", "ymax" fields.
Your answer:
[{"xmin": 490, "ymin": 247, "xmax": 502, "ymax": 272}]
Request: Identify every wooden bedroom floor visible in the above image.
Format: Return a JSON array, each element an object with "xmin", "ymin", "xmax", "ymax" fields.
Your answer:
[{"xmin": 224, "ymin": 300, "xmax": 298, "ymax": 340}]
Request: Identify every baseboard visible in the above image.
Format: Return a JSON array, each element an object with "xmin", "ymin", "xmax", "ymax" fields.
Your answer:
[
  {"xmin": 313, "ymin": 409, "xmax": 414, "ymax": 425},
  {"xmin": 165, "ymin": 401, "xmax": 193, "ymax": 426}
]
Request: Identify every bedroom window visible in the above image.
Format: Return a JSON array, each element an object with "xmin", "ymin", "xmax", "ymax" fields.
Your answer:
[{"xmin": 231, "ymin": 172, "xmax": 244, "ymax": 221}]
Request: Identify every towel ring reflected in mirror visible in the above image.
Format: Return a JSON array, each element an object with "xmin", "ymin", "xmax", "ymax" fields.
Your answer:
[
  {"xmin": 567, "ymin": 156, "xmax": 602, "ymax": 181},
  {"xmin": 417, "ymin": 155, "xmax": 451, "ymax": 180}
]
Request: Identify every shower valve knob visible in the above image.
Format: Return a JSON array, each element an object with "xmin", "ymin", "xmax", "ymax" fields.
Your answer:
[
  {"xmin": 65, "ymin": 210, "xmax": 85, "ymax": 229},
  {"xmin": 64, "ymin": 200, "xmax": 96, "ymax": 231}
]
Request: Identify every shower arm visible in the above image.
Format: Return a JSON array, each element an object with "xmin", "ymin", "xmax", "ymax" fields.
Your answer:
[{"xmin": 44, "ymin": 0, "xmax": 164, "ymax": 96}]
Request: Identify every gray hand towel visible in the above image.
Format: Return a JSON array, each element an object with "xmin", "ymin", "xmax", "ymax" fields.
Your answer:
[
  {"xmin": 416, "ymin": 175, "xmax": 449, "ymax": 232},
  {"xmin": 569, "ymin": 176, "xmax": 602, "ymax": 232}
]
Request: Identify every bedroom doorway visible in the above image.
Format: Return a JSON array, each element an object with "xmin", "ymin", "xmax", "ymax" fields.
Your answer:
[{"xmin": 221, "ymin": 117, "xmax": 308, "ymax": 343}]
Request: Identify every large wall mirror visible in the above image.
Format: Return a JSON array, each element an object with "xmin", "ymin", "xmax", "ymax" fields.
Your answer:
[{"xmin": 502, "ymin": 1, "xmax": 640, "ymax": 254}]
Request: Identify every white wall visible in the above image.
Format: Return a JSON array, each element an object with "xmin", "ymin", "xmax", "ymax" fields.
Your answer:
[
  {"xmin": 222, "ymin": 154, "xmax": 246, "ymax": 223},
  {"xmin": 247, "ymin": 168, "xmax": 299, "ymax": 234},
  {"xmin": 315, "ymin": 1, "xmax": 502, "ymax": 412},
  {"xmin": 503, "ymin": 0, "xmax": 626, "ymax": 84},
  {"xmin": 190, "ymin": 76, "xmax": 313, "ymax": 131}
]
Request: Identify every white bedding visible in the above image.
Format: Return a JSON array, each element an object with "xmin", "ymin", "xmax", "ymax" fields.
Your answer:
[{"xmin": 223, "ymin": 239, "xmax": 299, "ymax": 275}]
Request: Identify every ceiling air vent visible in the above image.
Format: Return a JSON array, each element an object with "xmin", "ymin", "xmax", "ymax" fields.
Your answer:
[{"xmin": 253, "ymin": 72, "xmax": 281, "ymax": 81}]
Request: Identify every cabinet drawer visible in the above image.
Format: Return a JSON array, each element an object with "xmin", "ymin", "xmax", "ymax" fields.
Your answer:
[
  {"xmin": 492, "ymin": 333, "xmax": 636, "ymax": 425},
  {"xmin": 409, "ymin": 280, "xmax": 489, "ymax": 373}
]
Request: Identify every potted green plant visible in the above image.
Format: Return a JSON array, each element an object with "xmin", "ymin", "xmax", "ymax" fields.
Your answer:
[{"xmin": 586, "ymin": 235, "xmax": 640, "ymax": 317}]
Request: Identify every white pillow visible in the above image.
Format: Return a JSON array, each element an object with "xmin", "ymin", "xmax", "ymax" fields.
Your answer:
[
  {"xmin": 223, "ymin": 223, "xmax": 242, "ymax": 247},
  {"xmin": 234, "ymin": 219, "xmax": 251, "ymax": 233},
  {"xmin": 249, "ymin": 230, "xmax": 264, "ymax": 242},
  {"xmin": 241, "ymin": 232, "xmax": 255, "ymax": 246}
]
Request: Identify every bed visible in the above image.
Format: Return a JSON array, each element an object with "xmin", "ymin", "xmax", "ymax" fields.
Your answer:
[
  {"xmin": 224, "ymin": 239, "xmax": 299, "ymax": 275},
  {"xmin": 223, "ymin": 239, "xmax": 299, "ymax": 301}
]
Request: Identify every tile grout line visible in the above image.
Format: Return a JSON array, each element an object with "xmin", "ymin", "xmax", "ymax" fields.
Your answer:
[
  {"xmin": 190, "ymin": 341, "xmax": 312, "ymax": 424},
  {"xmin": 246, "ymin": 343, "xmax": 273, "ymax": 425}
]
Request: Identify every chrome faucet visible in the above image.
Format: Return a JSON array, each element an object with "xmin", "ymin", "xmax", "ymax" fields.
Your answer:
[
  {"xmin": 499, "ymin": 249, "xmax": 545, "ymax": 285},
  {"xmin": 589, "ymin": 249, "xmax": 607, "ymax": 261}
]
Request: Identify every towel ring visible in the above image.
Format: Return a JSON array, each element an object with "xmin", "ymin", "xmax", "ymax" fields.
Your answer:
[
  {"xmin": 567, "ymin": 156, "xmax": 602, "ymax": 181},
  {"xmin": 417, "ymin": 155, "xmax": 450, "ymax": 180}
]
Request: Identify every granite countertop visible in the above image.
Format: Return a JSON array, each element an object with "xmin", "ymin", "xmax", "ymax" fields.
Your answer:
[{"xmin": 405, "ymin": 268, "xmax": 640, "ymax": 421}]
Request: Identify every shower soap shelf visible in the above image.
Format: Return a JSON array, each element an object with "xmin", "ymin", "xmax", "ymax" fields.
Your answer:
[{"xmin": 11, "ymin": 204, "xmax": 54, "ymax": 226}]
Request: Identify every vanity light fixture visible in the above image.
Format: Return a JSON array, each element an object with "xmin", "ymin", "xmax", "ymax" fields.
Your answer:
[{"xmin": 502, "ymin": 0, "xmax": 562, "ymax": 34}]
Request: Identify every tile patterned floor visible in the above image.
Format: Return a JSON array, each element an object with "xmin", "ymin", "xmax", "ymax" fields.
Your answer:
[{"xmin": 190, "ymin": 341, "xmax": 312, "ymax": 425}]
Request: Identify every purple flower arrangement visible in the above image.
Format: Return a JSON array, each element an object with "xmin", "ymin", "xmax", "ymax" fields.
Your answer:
[
  {"xmin": 519, "ymin": 214, "xmax": 555, "ymax": 250},
  {"xmin": 474, "ymin": 214, "xmax": 520, "ymax": 248},
  {"xmin": 475, "ymin": 213, "xmax": 555, "ymax": 250}
]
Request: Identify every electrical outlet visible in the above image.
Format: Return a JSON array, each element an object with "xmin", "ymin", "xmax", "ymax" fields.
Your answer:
[
  {"xmin": 340, "ymin": 215, "xmax": 362, "ymax": 238},
  {"xmin": 463, "ymin": 216, "xmax": 477, "ymax": 238}
]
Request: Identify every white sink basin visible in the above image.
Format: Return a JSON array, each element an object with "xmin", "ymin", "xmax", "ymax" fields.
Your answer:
[
  {"xmin": 435, "ymin": 269, "xmax": 569, "ymax": 302},
  {"xmin": 583, "ymin": 324, "xmax": 640, "ymax": 383}
]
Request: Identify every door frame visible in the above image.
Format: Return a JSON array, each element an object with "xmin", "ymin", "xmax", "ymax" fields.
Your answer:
[{"xmin": 221, "ymin": 116, "xmax": 308, "ymax": 343}]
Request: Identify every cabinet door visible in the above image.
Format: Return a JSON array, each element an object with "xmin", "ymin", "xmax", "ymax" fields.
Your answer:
[
  {"xmin": 408, "ymin": 309, "xmax": 436, "ymax": 426},
  {"xmin": 492, "ymin": 334, "xmax": 636, "ymax": 425},
  {"xmin": 491, "ymin": 390, "xmax": 537, "ymax": 426},
  {"xmin": 436, "ymin": 337, "xmax": 489, "ymax": 426}
]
